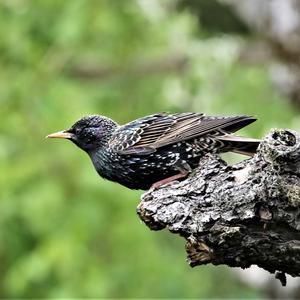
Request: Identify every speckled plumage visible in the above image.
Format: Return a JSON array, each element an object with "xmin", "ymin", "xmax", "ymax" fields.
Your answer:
[{"xmin": 47, "ymin": 113, "xmax": 261, "ymax": 190}]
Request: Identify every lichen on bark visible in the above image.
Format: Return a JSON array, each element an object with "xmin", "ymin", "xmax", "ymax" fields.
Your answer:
[{"xmin": 137, "ymin": 129, "xmax": 300, "ymax": 285}]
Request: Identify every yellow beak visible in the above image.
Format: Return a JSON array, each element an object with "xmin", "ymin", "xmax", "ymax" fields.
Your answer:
[{"xmin": 46, "ymin": 131, "xmax": 73, "ymax": 139}]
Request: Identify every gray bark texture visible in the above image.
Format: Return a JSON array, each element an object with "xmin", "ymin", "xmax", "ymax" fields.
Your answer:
[{"xmin": 137, "ymin": 129, "xmax": 300, "ymax": 285}]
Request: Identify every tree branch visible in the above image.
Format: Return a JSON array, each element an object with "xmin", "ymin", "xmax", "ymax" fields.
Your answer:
[
  {"xmin": 67, "ymin": 54, "xmax": 188, "ymax": 80},
  {"xmin": 137, "ymin": 129, "xmax": 300, "ymax": 285}
]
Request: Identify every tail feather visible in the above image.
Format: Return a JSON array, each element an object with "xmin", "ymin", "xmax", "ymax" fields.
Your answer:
[
  {"xmin": 222, "ymin": 116, "xmax": 257, "ymax": 134},
  {"xmin": 217, "ymin": 135, "xmax": 261, "ymax": 156}
]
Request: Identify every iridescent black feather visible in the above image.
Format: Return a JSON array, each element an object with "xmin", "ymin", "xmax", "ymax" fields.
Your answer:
[{"xmin": 48, "ymin": 113, "xmax": 261, "ymax": 190}]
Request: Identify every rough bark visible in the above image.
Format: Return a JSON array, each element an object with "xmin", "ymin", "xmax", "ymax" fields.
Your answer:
[{"xmin": 137, "ymin": 129, "xmax": 300, "ymax": 285}]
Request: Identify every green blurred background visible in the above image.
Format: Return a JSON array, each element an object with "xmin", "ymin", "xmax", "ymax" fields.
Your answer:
[{"xmin": 1, "ymin": 0, "xmax": 299, "ymax": 298}]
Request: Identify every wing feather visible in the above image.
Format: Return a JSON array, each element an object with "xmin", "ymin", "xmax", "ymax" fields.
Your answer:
[{"xmin": 109, "ymin": 112, "xmax": 256, "ymax": 155}]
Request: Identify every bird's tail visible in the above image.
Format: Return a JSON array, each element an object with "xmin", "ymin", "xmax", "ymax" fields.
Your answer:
[{"xmin": 217, "ymin": 135, "xmax": 261, "ymax": 156}]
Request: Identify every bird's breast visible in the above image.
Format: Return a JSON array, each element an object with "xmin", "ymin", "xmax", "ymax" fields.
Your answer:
[{"xmin": 89, "ymin": 141, "xmax": 208, "ymax": 189}]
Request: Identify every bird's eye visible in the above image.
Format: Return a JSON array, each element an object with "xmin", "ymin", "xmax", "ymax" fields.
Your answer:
[{"xmin": 68, "ymin": 127, "xmax": 81, "ymax": 137}]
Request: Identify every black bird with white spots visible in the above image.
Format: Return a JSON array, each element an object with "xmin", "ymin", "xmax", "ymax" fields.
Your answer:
[{"xmin": 47, "ymin": 112, "xmax": 260, "ymax": 190}]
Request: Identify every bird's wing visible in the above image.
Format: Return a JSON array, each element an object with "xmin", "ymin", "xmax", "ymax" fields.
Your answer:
[{"xmin": 109, "ymin": 112, "xmax": 256, "ymax": 155}]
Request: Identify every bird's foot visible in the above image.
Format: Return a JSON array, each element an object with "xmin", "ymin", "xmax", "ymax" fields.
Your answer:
[{"xmin": 150, "ymin": 172, "xmax": 188, "ymax": 190}]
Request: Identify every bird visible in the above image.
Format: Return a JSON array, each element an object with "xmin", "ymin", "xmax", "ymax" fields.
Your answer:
[{"xmin": 46, "ymin": 112, "xmax": 261, "ymax": 190}]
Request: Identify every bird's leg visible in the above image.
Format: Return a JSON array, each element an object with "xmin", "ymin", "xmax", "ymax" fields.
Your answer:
[
  {"xmin": 150, "ymin": 161, "xmax": 191, "ymax": 190},
  {"xmin": 150, "ymin": 172, "xmax": 188, "ymax": 190}
]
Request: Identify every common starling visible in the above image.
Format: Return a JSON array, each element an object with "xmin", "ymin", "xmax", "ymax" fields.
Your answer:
[{"xmin": 47, "ymin": 112, "xmax": 260, "ymax": 190}]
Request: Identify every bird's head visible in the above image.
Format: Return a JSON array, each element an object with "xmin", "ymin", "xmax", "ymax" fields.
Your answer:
[{"xmin": 47, "ymin": 115, "xmax": 118, "ymax": 152}]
